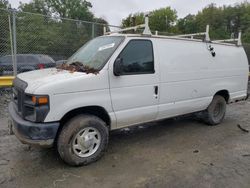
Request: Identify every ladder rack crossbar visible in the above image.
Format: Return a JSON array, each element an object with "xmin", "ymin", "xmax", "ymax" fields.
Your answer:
[
  {"xmin": 213, "ymin": 39, "xmax": 238, "ymax": 42},
  {"xmin": 174, "ymin": 32, "xmax": 206, "ymax": 38},
  {"xmin": 212, "ymin": 31, "xmax": 242, "ymax": 46}
]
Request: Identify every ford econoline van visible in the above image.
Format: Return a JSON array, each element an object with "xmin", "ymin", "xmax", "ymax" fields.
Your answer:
[{"xmin": 8, "ymin": 18, "xmax": 249, "ymax": 166}]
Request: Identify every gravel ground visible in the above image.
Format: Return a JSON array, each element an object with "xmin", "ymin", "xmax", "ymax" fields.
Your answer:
[
  {"xmin": 0, "ymin": 91, "xmax": 11, "ymax": 119},
  {"xmin": 0, "ymin": 86, "xmax": 250, "ymax": 188}
]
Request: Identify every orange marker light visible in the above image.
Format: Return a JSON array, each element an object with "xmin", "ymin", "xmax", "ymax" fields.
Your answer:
[
  {"xmin": 38, "ymin": 97, "xmax": 48, "ymax": 105},
  {"xmin": 32, "ymin": 96, "xmax": 37, "ymax": 104},
  {"xmin": 31, "ymin": 96, "xmax": 48, "ymax": 105}
]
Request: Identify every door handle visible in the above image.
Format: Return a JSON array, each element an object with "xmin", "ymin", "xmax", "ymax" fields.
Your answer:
[{"xmin": 154, "ymin": 86, "xmax": 158, "ymax": 96}]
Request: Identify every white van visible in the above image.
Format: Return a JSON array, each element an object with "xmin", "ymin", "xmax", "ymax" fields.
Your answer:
[{"xmin": 8, "ymin": 18, "xmax": 249, "ymax": 166}]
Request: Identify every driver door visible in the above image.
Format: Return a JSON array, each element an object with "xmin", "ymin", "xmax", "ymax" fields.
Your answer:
[{"xmin": 109, "ymin": 39, "xmax": 159, "ymax": 128}]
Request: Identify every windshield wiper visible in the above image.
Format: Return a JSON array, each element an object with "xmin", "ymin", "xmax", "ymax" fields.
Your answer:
[{"xmin": 57, "ymin": 61, "xmax": 99, "ymax": 74}]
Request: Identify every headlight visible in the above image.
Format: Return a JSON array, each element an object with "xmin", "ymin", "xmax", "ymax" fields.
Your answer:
[{"xmin": 24, "ymin": 94, "xmax": 50, "ymax": 122}]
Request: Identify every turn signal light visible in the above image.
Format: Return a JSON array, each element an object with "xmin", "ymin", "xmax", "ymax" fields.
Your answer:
[
  {"xmin": 32, "ymin": 96, "xmax": 48, "ymax": 105},
  {"xmin": 32, "ymin": 96, "xmax": 36, "ymax": 103},
  {"xmin": 38, "ymin": 97, "xmax": 48, "ymax": 104}
]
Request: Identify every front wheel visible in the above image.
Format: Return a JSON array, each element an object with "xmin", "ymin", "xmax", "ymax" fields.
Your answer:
[
  {"xmin": 57, "ymin": 114, "xmax": 109, "ymax": 166},
  {"xmin": 203, "ymin": 95, "xmax": 226, "ymax": 125}
]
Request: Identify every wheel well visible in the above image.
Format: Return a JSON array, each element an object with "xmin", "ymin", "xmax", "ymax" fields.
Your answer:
[
  {"xmin": 60, "ymin": 106, "xmax": 111, "ymax": 127},
  {"xmin": 215, "ymin": 90, "xmax": 230, "ymax": 103}
]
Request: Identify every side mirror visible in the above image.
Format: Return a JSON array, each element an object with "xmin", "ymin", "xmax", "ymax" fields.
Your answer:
[{"xmin": 114, "ymin": 58, "xmax": 122, "ymax": 76}]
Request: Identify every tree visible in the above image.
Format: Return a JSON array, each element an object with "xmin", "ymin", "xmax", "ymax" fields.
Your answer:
[
  {"xmin": 149, "ymin": 7, "xmax": 177, "ymax": 32},
  {"xmin": 0, "ymin": 0, "xmax": 11, "ymax": 56},
  {"xmin": 18, "ymin": 0, "xmax": 51, "ymax": 17},
  {"xmin": 194, "ymin": 4, "xmax": 228, "ymax": 39},
  {"xmin": 122, "ymin": 12, "xmax": 144, "ymax": 27},
  {"xmin": 0, "ymin": 0, "xmax": 10, "ymax": 9},
  {"xmin": 14, "ymin": 0, "xmax": 109, "ymax": 60},
  {"xmin": 18, "ymin": 0, "xmax": 97, "ymax": 21},
  {"xmin": 122, "ymin": 7, "xmax": 177, "ymax": 33},
  {"xmin": 175, "ymin": 2, "xmax": 250, "ymax": 42},
  {"xmin": 46, "ymin": 0, "xmax": 94, "ymax": 21},
  {"xmin": 94, "ymin": 17, "xmax": 110, "ymax": 36},
  {"xmin": 177, "ymin": 14, "xmax": 198, "ymax": 34}
]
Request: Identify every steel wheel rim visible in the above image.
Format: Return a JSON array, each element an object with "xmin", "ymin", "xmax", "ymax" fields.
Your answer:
[
  {"xmin": 213, "ymin": 102, "xmax": 223, "ymax": 119},
  {"xmin": 72, "ymin": 127, "xmax": 101, "ymax": 158}
]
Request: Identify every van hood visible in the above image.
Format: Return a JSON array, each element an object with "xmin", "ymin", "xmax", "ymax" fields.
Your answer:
[{"xmin": 17, "ymin": 68, "xmax": 106, "ymax": 94}]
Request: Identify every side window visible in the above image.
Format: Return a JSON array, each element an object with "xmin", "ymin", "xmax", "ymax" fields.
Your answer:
[{"xmin": 118, "ymin": 40, "xmax": 154, "ymax": 75}]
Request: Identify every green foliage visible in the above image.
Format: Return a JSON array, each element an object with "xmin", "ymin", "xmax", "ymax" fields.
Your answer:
[
  {"xmin": 94, "ymin": 18, "xmax": 109, "ymax": 36},
  {"xmin": 122, "ymin": 2, "xmax": 250, "ymax": 44},
  {"xmin": 18, "ymin": 0, "xmax": 50, "ymax": 15},
  {"xmin": 0, "ymin": 0, "xmax": 109, "ymax": 59},
  {"xmin": 149, "ymin": 7, "xmax": 177, "ymax": 32},
  {"xmin": 46, "ymin": 0, "xmax": 94, "ymax": 21},
  {"xmin": 14, "ymin": 11, "xmax": 94, "ymax": 59},
  {"xmin": 0, "ymin": 0, "xmax": 10, "ymax": 9},
  {"xmin": 176, "ymin": 2, "xmax": 250, "ymax": 42},
  {"xmin": 177, "ymin": 14, "xmax": 198, "ymax": 34},
  {"xmin": 0, "ymin": 1, "xmax": 11, "ymax": 55},
  {"xmin": 16, "ymin": 13, "xmax": 90, "ymax": 59},
  {"xmin": 122, "ymin": 12, "xmax": 145, "ymax": 27},
  {"xmin": 122, "ymin": 7, "xmax": 177, "ymax": 33}
]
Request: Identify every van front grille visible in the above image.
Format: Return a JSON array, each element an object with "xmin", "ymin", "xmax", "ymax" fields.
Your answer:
[{"xmin": 12, "ymin": 78, "xmax": 28, "ymax": 117}]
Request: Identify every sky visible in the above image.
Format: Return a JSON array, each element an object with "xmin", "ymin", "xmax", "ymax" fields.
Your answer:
[{"xmin": 8, "ymin": 0, "xmax": 248, "ymax": 26}]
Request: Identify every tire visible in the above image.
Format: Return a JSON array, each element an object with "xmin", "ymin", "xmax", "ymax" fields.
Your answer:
[
  {"xmin": 57, "ymin": 114, "xmax": 109, "ymax": 166},
  {"xmin": 203, "ymin": 95, "xmax": 226, "ymax": 125}
]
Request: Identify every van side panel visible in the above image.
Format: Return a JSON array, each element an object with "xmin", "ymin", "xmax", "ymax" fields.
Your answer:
[{"xmin": 155, "ymin": 39, "xmax": 248, "ymax": 120}]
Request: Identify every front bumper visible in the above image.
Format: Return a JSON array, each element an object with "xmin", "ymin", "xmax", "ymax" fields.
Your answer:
[{"xmin": 8, "ymin": 102, "xmax": 60, "ymax": 147}]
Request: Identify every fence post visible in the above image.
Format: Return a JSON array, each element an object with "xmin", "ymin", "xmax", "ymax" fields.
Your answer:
[
  {"xmin": 8, "ymin": 14, "xmax": 14, "ymax": 73},
  {"xmin": 103, "ymin": 26, "xmax": 106, "ymax": 35},
  {"xmin": 91, "ymin": 23, "xmax": 95, "ymax": 38},
  {"xmin": 12, "ymin": 9, "xmax": 17, "ymax": 76}
]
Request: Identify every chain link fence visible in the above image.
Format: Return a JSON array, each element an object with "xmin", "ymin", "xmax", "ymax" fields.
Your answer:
[
  {"xmin": 0, "ymin": 9, "xmax": 12, "ymax": 76},
  {"xmin": 0, "ymin": 8, "xmax": 120, "ymax": 115},
  {"xmin": 0, "ymin": 8, "xmax": 120, "ymax": 96},
  {"xmin": 1, "ymin": 8, "xmax": 120, "ymax": 74}
]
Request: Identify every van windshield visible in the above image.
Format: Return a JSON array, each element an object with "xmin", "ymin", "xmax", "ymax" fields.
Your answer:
[{"xmin": 66, "ymin": 36, "xmax": 124, "ymax": 71}]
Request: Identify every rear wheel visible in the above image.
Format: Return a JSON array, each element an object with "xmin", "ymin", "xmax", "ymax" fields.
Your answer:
[
  {"xmin": 203, "ymin": 95, "xmax": 226, "ymax": 125},
  {"xmin": 57, "ymin": 114, "xmax": 109, "ymax": 166}
]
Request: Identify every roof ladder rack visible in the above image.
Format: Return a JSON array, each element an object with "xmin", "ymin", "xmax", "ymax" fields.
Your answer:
[
  {"xmin": 212, "ymin": 31, "xmax": 242, "ymax": 46},
  {"xmin": 104, "ymin": 15, "xmax": 152, "ymax": 35},
  {"xmin": 104, "ymin": 16, "xmax": 210, "ymax": 42},
  {"xmin": 104, "ymin": 15, "xmax": 241, "ymax": 47},
  {"xmin": 171, "ymin": 25, "xmax": 210, "ymax": 42}
]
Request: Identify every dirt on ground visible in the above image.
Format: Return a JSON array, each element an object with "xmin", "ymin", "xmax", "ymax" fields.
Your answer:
[{"xmin": 0, "ymin": 87, "xmax": 250, "ymax": 188}]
